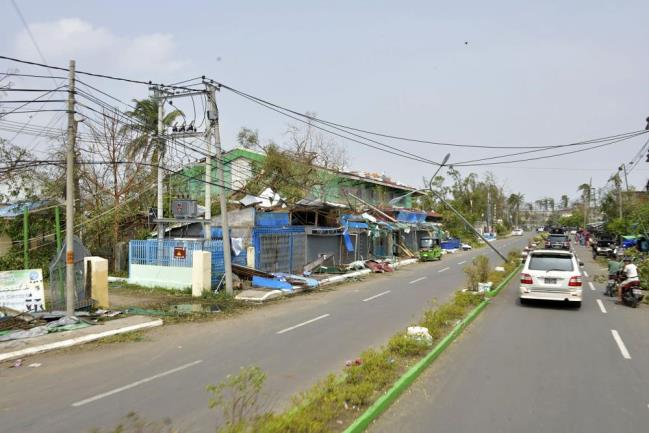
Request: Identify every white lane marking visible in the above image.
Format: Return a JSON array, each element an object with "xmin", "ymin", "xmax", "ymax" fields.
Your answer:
[
  {"xmin": 611, "ymin": 330, "xmax": 631, "ymax": 359},
  {"xmin": 596, "ymin": 299, "xmax": 607, "ymax": 314},
  {"xmin": 409, "ymin": 277, "xmax": 427, "ymax": 284},
  {"xmin": 362, "ymin": 290, "xmax": 391, "ymax": 302},
  {"xmin": 588, "ymin": 282, "xmax": 596, "ymax": 291},
  {"xmin": 583, "ymin": 271, "xmax": 589, "ymax": 277},
  {"xmin": 457, "ymin": 261, "xmax": 467, "ymax": 265},
  {"xmin": 438, "ymin": 267, "xmax": 450, "ymax": 273},
  {"xmin": 277, "ymin": 314, "xmax": 330, "ymax": 334},
  {"xmin": 71, "ymin": 360, "xmax": 203, "ymax": 407}
]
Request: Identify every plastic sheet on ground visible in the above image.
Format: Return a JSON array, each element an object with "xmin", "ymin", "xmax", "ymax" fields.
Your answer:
[{"xmin": 0, "ymin": 316, "xmax": 92, "ymax": 341}]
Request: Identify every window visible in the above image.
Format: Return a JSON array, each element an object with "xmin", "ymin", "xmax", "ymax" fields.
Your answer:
[{"xmin": 529, "ymin": 254, "xmax": 574, "ymax": 271}]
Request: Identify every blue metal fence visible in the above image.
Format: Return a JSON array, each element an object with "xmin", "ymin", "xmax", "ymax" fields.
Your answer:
[
  {"xmin": 252, "ymin": 226, "xmax": 306, "ymax": 274},
  {"xmin": 129, "ymin": 239, "xmax": 247, "ymax": 287}
]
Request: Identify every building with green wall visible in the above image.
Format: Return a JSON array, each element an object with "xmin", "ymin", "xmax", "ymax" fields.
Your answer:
[{"xmin": 175, "ymin": 147, "xmax": 418, "ymax": 209}]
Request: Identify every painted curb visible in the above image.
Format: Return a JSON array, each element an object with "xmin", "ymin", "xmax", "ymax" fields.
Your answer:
[
  {"xmin": 0, "ymin": 318, "xmax": 164, "ymax": 362},
  {"xmin": 342, "ymin": 264, "xmax": 522, "ymax": 433}
]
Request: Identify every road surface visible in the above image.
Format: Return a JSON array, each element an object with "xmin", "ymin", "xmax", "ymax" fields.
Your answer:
[
  {"xmin": 0, "ymin": 236, "xmax": 527, "ymax": 433},
  {"xmin": 370, "ymin": 242, "xmax": 649, "ymax": 433}
]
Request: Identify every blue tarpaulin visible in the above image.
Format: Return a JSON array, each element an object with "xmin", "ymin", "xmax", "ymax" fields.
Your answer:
[
  {"xmin": 343, "ymin": 230, "xmax": 354, "ymax": 251},
  {"xmin": 252, "ymin": 276, "xmax": 293, "ymax": 291},
  {"xmin": 255, "ymin": 212, "xmax": 290, "ymax": 227},
  {"xmin": 440, "ymin": 238, "xmax": 461, "ymax": 250}
]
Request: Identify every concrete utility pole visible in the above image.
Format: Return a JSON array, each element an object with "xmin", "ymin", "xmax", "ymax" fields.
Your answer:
[
  {"xmin": 206, "ymin": 83, "xmax": 233, "ymax": 294},
  {"xmin": 619, "ymin": 164, "xmax": 629, "ymax": 192},
  {"xmin": 65, "ymin": 60, "xmax": 76, "ymax": 317},
  {"xmin": 204, "ymin": 109, "xmax": 212, "ymax": 241},
  {"xmin": 155, "ymin": 88, "xmax": 165, "ymax": 241}
]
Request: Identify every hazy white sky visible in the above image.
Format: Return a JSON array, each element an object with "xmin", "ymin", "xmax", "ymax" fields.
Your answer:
[{"xmin": 2, "ymin": 0, "xmax": 648, "ymax": 203}]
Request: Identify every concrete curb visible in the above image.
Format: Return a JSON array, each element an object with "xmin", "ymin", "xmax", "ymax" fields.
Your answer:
[
  {"xmin": 342, "ymin": 264, "xmax": 522, "ymax": 433},
  {"xmin": 0, "ymin": 318, "xmax": 163, "ymax": 362}
]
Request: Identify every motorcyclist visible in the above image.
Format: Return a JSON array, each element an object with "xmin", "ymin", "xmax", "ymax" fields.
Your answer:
[
  {"xmin": 617, "ymin": 257, "xmax": 639, "ymax": 304},
  {"xmin": 606, "ymin": 257, "xmax": 623, "ymax": 296}
]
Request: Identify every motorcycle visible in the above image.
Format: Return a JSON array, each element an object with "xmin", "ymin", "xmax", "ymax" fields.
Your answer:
[
  {"xmin": 605, "ymin": 276, "xmax": 617, "ymax": 297},
  {"xmin": 618, "ymin": 279, "xmax": 645, "ymax": 308}
]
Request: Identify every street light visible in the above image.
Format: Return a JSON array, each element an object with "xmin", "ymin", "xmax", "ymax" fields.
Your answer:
[{"xmin": 389, "ymin": 153, "xmax": 508, "ymax": 262}]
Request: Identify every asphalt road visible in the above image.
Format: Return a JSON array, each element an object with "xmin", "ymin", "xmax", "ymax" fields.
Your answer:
[
  {"xmin": 0, "ymin": 236, "xmax": 528, "ymax": 433},
  {"xmin": 370, "ymin": 241, "xmax": 649, "ymax": 433}
]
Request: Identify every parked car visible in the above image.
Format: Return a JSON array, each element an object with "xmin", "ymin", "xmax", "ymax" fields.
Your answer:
[
  {"xmin": 511, "ymin": 228, "xmax": 524, "ymax": 236},
  {"xmin": 519, "ymin": 250, "xmax": 583, "ymax": 307},
  {"xmin": 544, "ymin": 234, "xmax": 571, "ymax": 250},
  {"xmin": 536, "ymin": 227, "xmax": 545, "ymax": 233}
]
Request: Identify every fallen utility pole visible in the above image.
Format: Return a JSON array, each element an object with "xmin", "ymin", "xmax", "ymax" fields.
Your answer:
[
  {"xmin": 206, "ymin": 83, "xmax": 233, "ymax": 294},
  {"xmin": 428, "ymin": 188, "xmax": 508, "ymax": 262},
  {"xmin": 65, "ymin": 59, "xmax": 76, "ymax": 317}
]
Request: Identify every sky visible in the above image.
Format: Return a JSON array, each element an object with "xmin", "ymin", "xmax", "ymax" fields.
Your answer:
[{"xmin": 1, "ymin": 0, "xmax": 648, "ymax": 204}]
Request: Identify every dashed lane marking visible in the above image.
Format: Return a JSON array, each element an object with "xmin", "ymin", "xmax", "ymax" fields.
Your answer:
[
  {"xmin": 596, "ymin": 299, "xmax": 607, "ymax": 314},
  {"xmin": 611, "ymin": 330, "xmax": 631, "ymax": 359},
  {"xmin": 362, "ymin": 290, "xmax": 391, "ymax": 302},
  {"xmin": 409, "ymin": 277, "xmax": 427, "ymax": 284},
  {"xmin": 277, "ymin": 314, "xmax": 330, "ymax": 334}
]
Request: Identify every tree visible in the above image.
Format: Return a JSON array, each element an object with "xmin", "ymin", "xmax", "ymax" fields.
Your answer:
[
  {"xmin": 80, "ymin": 110, "xmax": 149, "ymax": 266},
  {"xmin": 236, "ymin": 127, "xmax": 260, "ymax": 149},
  {"xmin": 560, "ymin": 194, "xmax": 569, "ymax": 209},
  {"xmin": 124, "ymin": 97, "xmax": 183, "ymax": 174},
  {"xmin": 507, "ymin": 193, "xmax": 524, "ymax": 227},
  {"xmin": 284, "ymin": 112, "xmax": 347, "ymax": 171},
  {"xmin": 578, "ymin": 183, "xmax": 591, "ymax": 225}
]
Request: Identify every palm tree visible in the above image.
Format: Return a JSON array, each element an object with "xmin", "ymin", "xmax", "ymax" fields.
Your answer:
[
  {"xmin": 609, "ymin": 172, "xmax": 623, "ymax": 219},
  {"xmin": 578, "ymin": 183, "xmax": 591, "ymax": 225},
  {"xmin": 125, "ymin": 97, "xmax": 183, "ymax": 168},
  {"xmin": 507, "ymin": 193, "xmax": 524, "ymax": 227},
  {"xmin": 560, "ymin": 194, "xmax": 569, "ymax": 209}
]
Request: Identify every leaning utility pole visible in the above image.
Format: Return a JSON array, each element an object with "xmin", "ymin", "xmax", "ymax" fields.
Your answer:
[
  {"xmin": 155, "ymin": 88, "xmax": 165, "ymax": 241},
  {"xmin": 65, "ymin": 60, "xmax": 76, "ymax": 317},
  {"xmin": 206, "ymin": 83, "xmax": 233, "ymax": 294}
]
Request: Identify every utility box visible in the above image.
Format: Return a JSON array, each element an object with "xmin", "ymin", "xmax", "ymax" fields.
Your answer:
[
  {"xmin": 84, "ymin": 256, "xmax": 109, "ymax": 308},
  {"xmin": 171, "ymin": 199, "xmax": 198, "ymax": 218}
]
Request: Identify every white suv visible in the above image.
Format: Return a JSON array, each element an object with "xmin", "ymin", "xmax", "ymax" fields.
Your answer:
[{"xmin": 519, "ymin": 249, "xmax": 583, "ymax": 308}]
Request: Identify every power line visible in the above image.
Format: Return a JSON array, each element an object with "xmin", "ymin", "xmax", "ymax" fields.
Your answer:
[
  {"xmin": 0, "ymin": 55, "xmax": 197, "ymax": 91},
  {"xmin": 452, "ymin": 133, "xmax": 645, "ymax": 167}
]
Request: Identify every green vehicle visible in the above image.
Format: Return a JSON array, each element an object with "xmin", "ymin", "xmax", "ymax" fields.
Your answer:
[{"xmin": 419, "ymin": 236, "xmax": 442, "ymax": 261}]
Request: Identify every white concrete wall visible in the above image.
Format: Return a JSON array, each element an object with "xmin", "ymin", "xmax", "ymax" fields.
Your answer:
[
  {"xmin": 128, "ymin": 264, "xmax": 193, "ymax": 290},
  {"xmin": 230, "ymin": 157, "xmax": 253, "ymax": 190},
  {"xmin": 192, "ymin": 251, "xmax": 211, "ymax": 297}
]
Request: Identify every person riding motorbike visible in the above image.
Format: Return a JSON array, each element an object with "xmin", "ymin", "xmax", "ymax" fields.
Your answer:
[
  {"xmin": 606, "ymin": 257, "xmax": 623, "ymax": 297},
  {"xmin": 617, "ymin": 257, "xmax": 639, "ymax": 304}
]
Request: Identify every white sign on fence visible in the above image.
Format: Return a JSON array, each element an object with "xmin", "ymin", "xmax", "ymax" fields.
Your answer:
[{"xmin": 0, "ymin": 269, "xmax": 46, "ymax": 313}]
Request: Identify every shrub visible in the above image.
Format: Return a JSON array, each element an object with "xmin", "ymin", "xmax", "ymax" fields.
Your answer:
[
  {"xmin": 387, "ymin": 333, "xmax": 429, "ymax": 357},
  {"xmin": 463, "ymin": 255, "xmax": 491, "ymax": 290}
]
